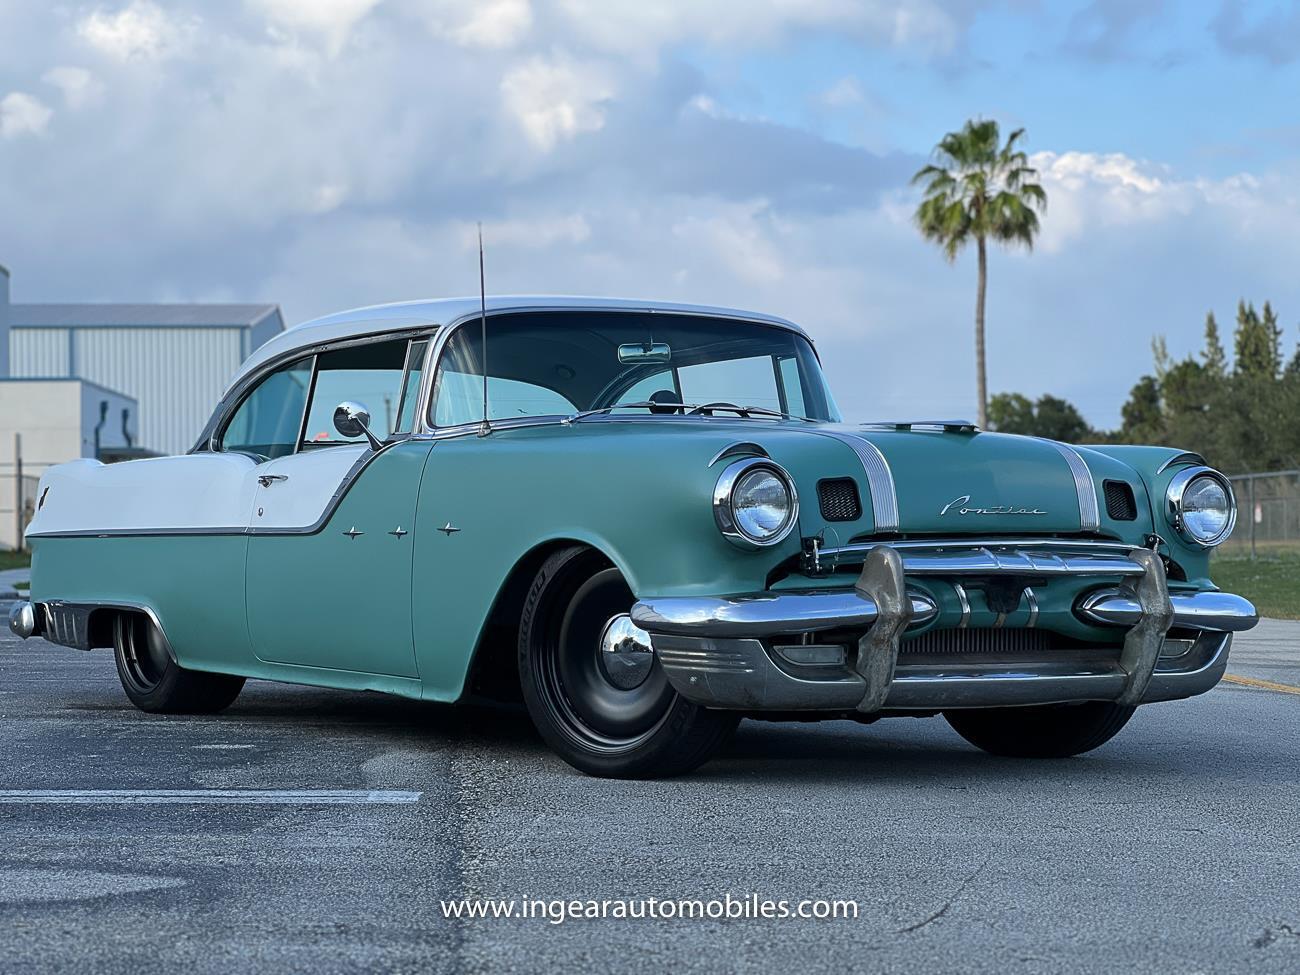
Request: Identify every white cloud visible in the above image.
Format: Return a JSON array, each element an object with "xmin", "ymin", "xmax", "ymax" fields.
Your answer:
[
  {"xmin": 466, "ymin": 214, "xmax": 591, "ymax": 249},
  {"xmin": 1032, "ymin": 151, "xmax": 1208, "ymax": 252},
  {"xmin": 672, "ymin": 202, "xmax": 787, "ymax": 285},
  {"xmin": 553, "ymin": 0, "xmax": 961, "ymax": 62},
  {"xmin": 42, "ymin": 67, "xmax": 105, "ymax": 110},
  {"xmin": 77, "ymin": 1, "xmax": 193, "ymax": 61},
  {"xmin": 247, "ymin": 0, "xmax": 384, "ymax": 53},
  {"xmin": 500, "ymin": 54, "xmax": 615, "ymax": 151},
  {"xmin": 818, "ymin": 76, "xmax": 865, "ymax": 108},
  {"xmin": 0, "ymin": 93, "xmax": 53, "ymax": 138},
  {"xmin": 412, "ymin": 0, "xmax": 533, "ymax": 49}
]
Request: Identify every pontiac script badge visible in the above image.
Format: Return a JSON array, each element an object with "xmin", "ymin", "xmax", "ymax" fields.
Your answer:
[{"xmin": 940, "ymin": 495, "xmax": 1047, "ymax": 517}]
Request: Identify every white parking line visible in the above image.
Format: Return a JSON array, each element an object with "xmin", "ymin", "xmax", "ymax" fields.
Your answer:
[{"xmin": 0, "ymin": 789, "xmax": 421, "ymax": 804}]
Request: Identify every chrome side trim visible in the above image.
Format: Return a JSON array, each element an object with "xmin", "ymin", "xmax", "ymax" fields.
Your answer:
[
  {"xmin": 1077, "ymin": 588, "xmax": 1259, "ymax": 633},
  {"xmin": 1046, "ymin": 441, "xmax": 1101, "ymax": 531},
  {"xmin": 805, "ymin": 431, "xmax": 899, "ymax": 532},
  {"xmin": 708, "ymin": 441, "xmax": 770, "ymax": 468},
  {"xmin": 1156, "ymin": 451, "xmax": 1207, "ymax": 475},
  {"xmin": 632, "ymin": 589, "xmax": 939, "ymax": 638}
]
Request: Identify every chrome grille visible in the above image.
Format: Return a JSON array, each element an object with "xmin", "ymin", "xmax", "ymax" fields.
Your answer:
[
  {"xmin": 818, "ymin": 479, "xmax": 861, "ymax": 521},
  {"xmin": 901, "ymin": 628, "xmax": 1059, "ymax": 655}
]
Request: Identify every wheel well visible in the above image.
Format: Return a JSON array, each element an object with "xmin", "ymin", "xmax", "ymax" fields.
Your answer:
[
  {"xmin": 462, "ymin": 540, "xmax": 614, "ymax": 703},
  {"xmin": 84, "ymin": 607, "xmax": 122, "ymax": 650}
]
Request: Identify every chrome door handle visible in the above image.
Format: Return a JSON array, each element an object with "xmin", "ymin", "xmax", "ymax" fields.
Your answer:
[{"xmin": 257, "ymin": 474, "xmax": 289, "ymax": 487}]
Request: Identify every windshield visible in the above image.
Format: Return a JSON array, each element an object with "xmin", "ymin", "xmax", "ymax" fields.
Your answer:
[{"xmin": 430, "ymin": 311, "xmax": 840, "ymax": 426}]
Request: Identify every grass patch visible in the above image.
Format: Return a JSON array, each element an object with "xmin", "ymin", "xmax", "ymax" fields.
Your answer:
[
  {"xmin": 14, "ymin": 581, "xmax": 29, "ymax": 591},
  {"xmin": 1212, "ymin": 553, "xmax": 1300, "ymax": 620},
  {"xmin": 0, "ymin": 550, "xmax": 31, "ymax": 571}
]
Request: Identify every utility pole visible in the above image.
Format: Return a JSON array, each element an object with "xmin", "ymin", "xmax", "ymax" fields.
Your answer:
[{"xmin": 14, "ymin": 432, "xmax": 23, "ymax": 553}]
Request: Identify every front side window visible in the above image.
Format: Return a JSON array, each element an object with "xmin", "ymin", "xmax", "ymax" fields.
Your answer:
[
  {"xmin": 301, "ymin": 340, "xmax": 411, "ymax": 446},
  {"xmin": 429, "ymin": 312, "xmax": 840, "ymax": 426},
  {"xmin": 220, "ymin": 358, "xmax": 312, "ymax": 461}
]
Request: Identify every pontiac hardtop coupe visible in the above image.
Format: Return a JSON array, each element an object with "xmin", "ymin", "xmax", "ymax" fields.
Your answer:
[{"xmin": 11, "ymin": 297, "xmax": 1259, "ymax": 777}]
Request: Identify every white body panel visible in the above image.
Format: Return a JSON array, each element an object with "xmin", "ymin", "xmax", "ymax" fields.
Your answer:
[
  {"xmin": 27, "ymin": 445, "xmax": 368, "ymax": 537},
  {"xmin": 27, "ymin": 455, "xmax": 259, "ymax": 535},
  {"xmin": 250, "ymin": 445, "xmax": 368, "ymax": 530}
]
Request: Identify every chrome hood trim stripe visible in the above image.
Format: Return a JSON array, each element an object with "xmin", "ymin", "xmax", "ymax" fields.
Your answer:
[
  {"xmin": 804, "ymin": 431, "xmax": 899, "ymax": 532},
  {"xmin": 1046, "ymin": 441, "xmax": 1100, "ymax": 531}
]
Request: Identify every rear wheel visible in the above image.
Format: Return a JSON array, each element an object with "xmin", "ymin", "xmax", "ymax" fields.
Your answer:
[
  {"xmin": 114, "ymin": 613, "xmax": 245, "ymax": 714},
  {"xmin": 518, "ymin": 547, "xmax": 738, "ymax": 778},
  {"xmin": 944, "ymin": 701, "xmax": 1136, "ymax": 758}
]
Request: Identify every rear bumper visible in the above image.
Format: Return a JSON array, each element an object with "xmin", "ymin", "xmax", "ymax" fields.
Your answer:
[{"xmin": 630, "ymin": 545, "xmax": 1256, "ymax": 713}]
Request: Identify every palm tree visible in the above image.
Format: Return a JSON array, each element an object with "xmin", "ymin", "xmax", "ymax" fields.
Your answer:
[{"xmin": 912, "ymin": 120, "xmax": 1047, "ymax": 429}]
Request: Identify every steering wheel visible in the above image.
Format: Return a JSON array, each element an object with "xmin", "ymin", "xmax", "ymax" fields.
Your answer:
[{"xmin": 687, "ymin": 402, "xmax": 750, "ymax": 417}]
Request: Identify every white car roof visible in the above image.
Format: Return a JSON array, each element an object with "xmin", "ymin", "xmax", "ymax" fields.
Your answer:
[{"xmin": 228, "ymin": 295, "xmax": 810, "ymax": 392}]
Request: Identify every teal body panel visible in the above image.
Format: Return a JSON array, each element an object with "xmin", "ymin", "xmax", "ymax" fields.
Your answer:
[
  {"xmin": 409, "ymin": 421, "xmax": 854, "ymax": 699},
  {"xmin": 30, "ymin": 535, "xmax": 251, "ymax": 669},
  {"xmin": 247, "ymin": 441, "xmax": 434, "ymax": 678},
  {"xmin": 28, "ymin": 420, "xmax": 1225, "ymax": 704}
]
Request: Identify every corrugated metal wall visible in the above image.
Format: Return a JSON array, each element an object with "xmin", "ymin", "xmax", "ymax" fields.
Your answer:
[
  {"xmin": 74, "ymin": 328, "xmax": 244, "ymax": 456},
  {"xmin": 11, "ymin": 327, "xmax": 244, "ymax": 456},
  {"xmin": 11, "ymin": 328, "xmax": 70, "ymax": 377}
]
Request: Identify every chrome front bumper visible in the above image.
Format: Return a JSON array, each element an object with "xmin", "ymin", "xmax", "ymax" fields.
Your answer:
[{"xmin": 630, "ymin": 545, "xmax": 1258, "ymax": 713}]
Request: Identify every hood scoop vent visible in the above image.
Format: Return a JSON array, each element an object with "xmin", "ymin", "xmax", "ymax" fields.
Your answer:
[{"xmin": 862, "ymin": 420, "xmax": 979, "ymax": 435}]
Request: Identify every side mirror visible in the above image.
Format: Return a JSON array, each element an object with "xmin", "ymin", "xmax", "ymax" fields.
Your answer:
[{"xmin": 333, "ymin": 401, "xmax": 383, "ymax": 450}]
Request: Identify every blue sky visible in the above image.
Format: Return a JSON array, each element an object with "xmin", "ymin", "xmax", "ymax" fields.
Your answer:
[{"xmin": 2, "ymin": 0, "xmax": 1299, "ymax": 430}]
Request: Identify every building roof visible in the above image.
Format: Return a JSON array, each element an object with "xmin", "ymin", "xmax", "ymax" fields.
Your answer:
[
  {"xmin": 10, "ymin": 303, "xmax": 281, "ymax": 329},
  {"xmin": 230, "ymin": 295, "xmax": 810, "ymax": 391}
]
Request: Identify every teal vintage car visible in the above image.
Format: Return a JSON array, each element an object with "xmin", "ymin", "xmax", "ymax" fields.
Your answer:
[{"xmin": 10, "ymin": 297, "xmax": 1258, "ymax": 777}]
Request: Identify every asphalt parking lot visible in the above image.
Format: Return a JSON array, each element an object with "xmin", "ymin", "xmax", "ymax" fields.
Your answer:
[{"xmin": 1, "ymin": 618, "xmax": 1297, "ymax": 974}]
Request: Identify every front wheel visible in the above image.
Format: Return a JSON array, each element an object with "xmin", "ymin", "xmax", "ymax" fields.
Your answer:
[
  {"xmin": 944, "ymin": 701, "xmax": 1136, "ymax": 758},
  {"xmin": 114, "ymin": 613, "xmax": 245, "ymax": 714},
  {"xmin": 518, "ymin": 547, "xmax": 738, "ymax": 778}
]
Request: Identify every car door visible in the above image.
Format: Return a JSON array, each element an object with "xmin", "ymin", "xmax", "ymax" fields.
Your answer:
[{"xmin": 242, "ymin": 337, "xmax": 431, "ymax": 679}]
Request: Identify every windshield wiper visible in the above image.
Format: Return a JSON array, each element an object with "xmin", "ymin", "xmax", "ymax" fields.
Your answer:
[{"xmin": 565, "ymin": 402, "xmax": 815, "ymax": 424}]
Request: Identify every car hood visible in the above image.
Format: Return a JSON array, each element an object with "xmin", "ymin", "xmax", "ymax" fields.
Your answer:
[{"xmin": 799, "ymin": 425, "xmax": 1100, "ymax": 535}]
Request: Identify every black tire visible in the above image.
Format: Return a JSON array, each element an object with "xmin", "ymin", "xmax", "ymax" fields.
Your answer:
[
  {"xmin": 518, "ymin": 547, "xmax": 738, "ymax": 778},
  {"xmin": 944, "ymin": 701, "xmax": 1136, "ymax": 758},
  {"xmin": 113, "ymin": 613, "xmax": 245, "ymax": 714}
]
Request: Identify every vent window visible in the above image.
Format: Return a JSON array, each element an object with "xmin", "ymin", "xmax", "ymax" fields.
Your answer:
[
  {"xmin": 818, "ymin": 478, "xmax": 861, "ymax": 521},
  {"xmin": 1103, "ymin": 480, "xmax": 1138, "ymax": 521}
]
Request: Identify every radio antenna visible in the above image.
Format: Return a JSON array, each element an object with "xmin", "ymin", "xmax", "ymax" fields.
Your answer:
[{"xmin": 477, "ymin": 222, "xmax": 491, "ymax": 437}]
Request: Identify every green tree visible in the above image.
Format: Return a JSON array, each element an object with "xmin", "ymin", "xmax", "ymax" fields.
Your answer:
[
  {"xmin": 1119, "ymin": 375, "xmax": 1164, "ymax": 444},
  {"xmin": 986, "ymin": 392, "xmax": 1035, "ymax": 433},
  {"xmin": 988, "ymin": 392, "xmax": 1091, "ymax": 442},
  {"xmin": 912, "ymin": 119, "xmax": 1047, "ymax": 428},
  {"xmin": 1202, "ymin": 312, "xmax": 1227, "ymax": 378}
]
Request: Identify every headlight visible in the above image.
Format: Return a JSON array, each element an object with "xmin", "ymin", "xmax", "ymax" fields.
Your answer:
[
  {"xmin": 1166, "ymin": 467, "xmax": 1236, "ymax": 547},
  {"xmin": 713, "ymin": 458, "xmax": 799, "ymax": 549}
]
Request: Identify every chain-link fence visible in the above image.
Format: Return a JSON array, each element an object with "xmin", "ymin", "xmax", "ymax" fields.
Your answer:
[{"xmin": 1221, "ymin": 470, "xmax": 1300, "ymax": 558}]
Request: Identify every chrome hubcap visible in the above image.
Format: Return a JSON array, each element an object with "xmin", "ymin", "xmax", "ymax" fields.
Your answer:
[{"xmin": 598, "ymin": 614, "xmax": 654, "ymax": 690}]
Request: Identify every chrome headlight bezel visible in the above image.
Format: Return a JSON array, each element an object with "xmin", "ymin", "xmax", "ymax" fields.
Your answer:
[
  {"xmin": 1166, "ymin": 466, "xmax": 1236, "ymax": 548},
  {"xmin": 713, "ymin": 458, "xmax": 799, "ymax": 550}
]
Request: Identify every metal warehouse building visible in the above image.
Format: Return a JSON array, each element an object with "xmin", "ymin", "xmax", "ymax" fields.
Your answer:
[{"xmin": 7, "ymin": 302, "xmax": 284, "ymax": 457}]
